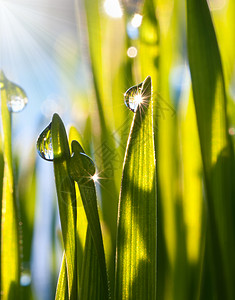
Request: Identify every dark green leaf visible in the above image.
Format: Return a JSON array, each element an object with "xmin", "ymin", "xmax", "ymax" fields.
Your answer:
[{"xmin": 187, "ymin": 0, "xmax": 235, "ymax": 297}]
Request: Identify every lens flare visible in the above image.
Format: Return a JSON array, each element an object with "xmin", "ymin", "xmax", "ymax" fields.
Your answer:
[{"xmin": 92, "ymin": 173, "xmax": 99, "ymax": 183}]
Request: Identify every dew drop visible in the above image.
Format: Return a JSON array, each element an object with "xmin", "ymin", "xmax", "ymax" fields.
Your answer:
[
  {"xmin": 0, "ymin": 70, "xmax": 28, "ymax": 112},
  {"xmin": 7, "ymin": 93, "xmax": 28, "ymax": 113},
  {"xmin": 20, "ymin": 270, "xmax": 31, "ymax": 287},
  {"xmin": 124, "ymin": 81, "xmax": 143, "ymax": 112},
  {"xmin": 37, "ymin": 123, "xmax": 54, "ymax": 161}
]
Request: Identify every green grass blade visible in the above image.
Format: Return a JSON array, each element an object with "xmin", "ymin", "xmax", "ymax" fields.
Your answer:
[
  {"xmin": 18, "ymin": 149, "xmax": 37, "ymax": 299},
  {"xmin": 180, "ymin": 91, "xmax": 205, "ymax": 299},
  {"xmin": 55, "ymin": 253, "xmax": 69, "ymax": 300},
  {"xmin": 18, "ymin": 153, "xmax": 37, "ymax": 263},
  {"xmin": 187, "ymin": 0, "xmax": 235, "ymax": 298},
  {"xmin": 0, "ymin": 79, "xmax": 20, "ymax": 299},
  {"xmin": 79, "ymin": 228, "xmax": 106, "ymax": 300},
  {"xmin": 76, "ymin": 0, "xmax": 118, "ymax": 253},
  {"xmin": 69, "ymin": 126, "xmax": 88, "ymax": 286},
  {"xmin": 69, "ymin": 140, "xmax": 110, "ymax": 300},
  {"xmin": 115, "ymin": 76, "xmax": 157, "ymax": 300},
  {"xmin": 139, "ymin": 0, "xmax": 159, "ymax": 87},
  {"xmin": 0, "ymin": 135, "xmax": 4, "ymax": 289},
  {"xmin": 51, "ymin": 113, "xmax": 77, "ymax": 299}
]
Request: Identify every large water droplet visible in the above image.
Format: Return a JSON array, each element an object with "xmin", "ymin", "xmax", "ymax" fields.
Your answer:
[
  {"xmin": 37, "ymin": 123, "xmax": 54, "ymax": 161},
  {"xmin": 0, "ymin": 70, "xmax": 28, "ymax": 112},
  {"xmin": 124, "ymin": 76, "xmax": 152, "ymax": 113},
  {"xmin": 124, "ymin": 81, "xmax": 143, "ymax": 112}
]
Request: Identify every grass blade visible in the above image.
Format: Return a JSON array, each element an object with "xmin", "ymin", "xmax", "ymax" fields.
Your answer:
[
  {"xmin": 0, "ymin": 135, "xmax": 4, "ymax": 292},
  {"xmin": 187, "ymin": 0, "xmax": 235, "ymax": 297},
  {"xmin": 0, "ymin": 76, "xmax": 20, "ymax": 299},
  {"xmin": 79, "ymin": 228, "xmax": 106, "ymax": 300},
  {"xmin": 51, "ymin": 113, "xmax": 77, "ymax": 299},
  {"xmin": 18, "ymin": 149, "xmax": 37, "ymax": 299},
  {"xmin": 115, "ymin": 76, "xmax": 157, "ymax": 299},
  {"xmin": 55, "ymin": 253, "xmax": 69, "ymax": 300},
  {"xmin": 180, "ymin": 91, "xmax": 205, "ymax": 299},
  {"xmin": 69, "ymin": 140, "xmax": 110, "ymax": 300},
  {"xmin": 76, "ymin": 0, "xmax": 118, "ymax": 254},
  {"xmin": 68, "ymin": 126, "xmax": 88, "ymax": 285}
]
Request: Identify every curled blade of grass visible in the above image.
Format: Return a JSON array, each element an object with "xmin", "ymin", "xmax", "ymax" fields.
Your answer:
[
  {"xmin": 115, "ymin": 76, "xmax": 157, "ymax": 300},
  {"xmin": 187, "ymin": 0, "xmax": 235, "ymax": 298},
  {"xmin": 0, "ymin": 81, "xmax": 20, "ymax": 299},
  {"xmin": 69, "ymin": 140, "xmax": 110, "ymax": 300},
  {"xmin": 51, "ymin": 113, "xmax": 77, "ymax": 300}
]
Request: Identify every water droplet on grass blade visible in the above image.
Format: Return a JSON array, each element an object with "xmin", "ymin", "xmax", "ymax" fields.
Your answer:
[
  {"xmin": 0, "ymin": 70, "xmax": 28, "ymax": 112},
  {"xmin": 124, "ymin": 76, "xmax": 152, "ymax": 113},
  {"xmin": 7, "ymin": 93, "xmax": 28, "ymax": 113},
  {"xmin": 37, "ymin": 123, "xmax": 54, "ymax": 161},
  {"xmin": 20, "ymin": 270, "xmax": 31, "ymax": 287},
  {"xmin": 124, "ymin": 82, "xmax": 142, "ymax": 112}
]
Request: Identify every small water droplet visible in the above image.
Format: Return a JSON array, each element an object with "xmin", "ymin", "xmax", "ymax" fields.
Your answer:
[
  {"xmin": 20, "ymin": 270, "xmax": 31, "ymax": 287},
  {"xmin": 7, "ymin": 93, "xmax": 28, "ymax": 113},
  {"xmin": 37, "ymin": 123, "xmax": 54, "ymax": 161},
  {"xmin": 124, "ymin": 81, "xmax": 143, "ymax": 112},
  {"xmin": 0, "ymin": 70, "xmax": 28, "ymax": 112}
]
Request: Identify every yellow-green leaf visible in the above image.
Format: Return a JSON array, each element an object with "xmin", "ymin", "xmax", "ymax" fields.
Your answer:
[
  {"xmin": 69, "ymin": 140, "xmax": 110, "ymax": 300},
  {"xmin": 115, "ymin": 76, "xmax": 157, "ymax": 299},
  {"xmin": 0, "ymin": 74, "xmax": 20, "ymax": 300}
]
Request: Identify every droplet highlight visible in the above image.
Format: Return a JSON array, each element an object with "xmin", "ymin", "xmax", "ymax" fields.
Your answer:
[{"xmin": 37, "ymin": 123, "xmax": 54, "ymax": 161}]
